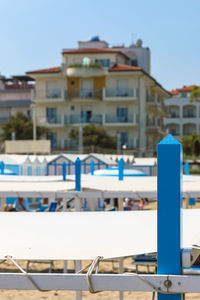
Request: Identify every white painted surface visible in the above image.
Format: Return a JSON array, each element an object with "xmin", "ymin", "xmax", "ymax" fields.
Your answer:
[{"xmin": 0, "ymin": 209, "xmax": 199, "ymax": 260}]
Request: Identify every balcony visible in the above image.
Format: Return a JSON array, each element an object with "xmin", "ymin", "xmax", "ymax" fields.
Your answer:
[
  {"xmin": 34, "ymin": 88, "xmax": 67, "ymax": 103},
  {"xmin": 146, "ymin": 103, "xmax": 167, "ymax": 117},
  {"xmin": 103, "ymin": 88, "xmax": 138, "ymax": 101},
  {"xmin": 183, "ymin": 114, "xmax": 196, "ymax": 118},
  {"xmin": 0, "ymin": 117, "xmax": 9, "ymax": 125},
  {"xmin": 69, "ymin": 114, "xmax": 102, "ymax": 125},
  {"xmin": 169, "ymin": 130, "xmax": 180, "ymax": 136},
  {"xmin": 69, "ymin": 88, "xmax": 102, "ymax": 100},
  {"xmin": 104, "ymin": 114, "xmax": 137, "ymax": 126},
  {"xmin": 146, "ymin": 125, "xmax": 166, "ymax": 137},
  {"xmin": 163, "ymin": 117, "xmax": 180, "ymax": 126},
  {"xmin": 38, "ymin": 115, "xmax": 67, "ymax": 127},
  {"xmin": 67, "ymin": 65, "xmax": 106, "ymax": 78},
  {"xmin": 64, "ymin": 139, "xmax": 78, "ymax": 149},
  {"xmin": 146, "ymin": 96, "xmax": 161, "ymax": 103}
]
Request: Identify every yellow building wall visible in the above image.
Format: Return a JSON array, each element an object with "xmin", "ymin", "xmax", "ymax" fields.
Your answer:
[
  {"xmin": 67, "ymin": 77, "xmax": 80, "ymax": 90},
  {"xmin": 93, "ymin": 76, "xmax": 105, "ymax": 89},
  {"xmin": 67, "ymin": 76, "xmax": 105, "ymax": 90}
]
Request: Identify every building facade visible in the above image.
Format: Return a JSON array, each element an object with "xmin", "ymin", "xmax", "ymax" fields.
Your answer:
[
  {"xmin": 27, "ymin": 37, "xmax": 169, "ymax": 155},
  {"xmin": 164, "ymin": 85, "xmax": 199, "ymax": 138},
  {"xmin": 0, "ymin": 75, "xmax": 34, "ymax": 126}
]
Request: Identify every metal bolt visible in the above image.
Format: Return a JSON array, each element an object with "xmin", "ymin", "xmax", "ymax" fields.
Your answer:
[{"xmin": 164, "ymin": 279, "xmax": 172, "ymax": 288}]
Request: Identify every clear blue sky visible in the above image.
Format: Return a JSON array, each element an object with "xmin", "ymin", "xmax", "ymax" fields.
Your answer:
[{"xmin": 0, "ymin": 0, "xmax": 199, "ymax": 91}]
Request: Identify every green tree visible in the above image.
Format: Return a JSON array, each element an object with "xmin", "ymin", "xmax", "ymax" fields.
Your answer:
[
  {"xmin": 182, "ymin": 132, "xmax": 200, "ymax": 156},
  {"xmin": 190, "ymin": 86, "xmax": 200, "ymax": 102},
  {"xmin": 1, "ymin": 112, "xmax": 47, "ymax": 141},
  {"xmin": 69, "ymin": 124, "xmax": 117, "ymax": 150}
]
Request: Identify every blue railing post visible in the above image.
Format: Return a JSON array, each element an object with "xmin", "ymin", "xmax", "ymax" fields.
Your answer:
[
  {"xmin": 75, "ymin": 157, "xmax": 81, "ymax": 191},
  {"xmin": 118, "ymin": 158, "xmax": 124, "ymax": 181},
  {"xmin": 90, "ymin": 161, "xmax": 94, "ymax": 175},
  {"xmin": 157, "ymin": 134, "xmax": 182, "ymax": 300},
  {"xmin": 0, "ymin": 161, "xmax": 4, "ymax": 175},
  {"xmin": 62, "ymin": 161, "xmax": 66, "ymax": 181},
  {"xmin": 185, "ymin": 161, "xmax": 189, "ymax": 175}
]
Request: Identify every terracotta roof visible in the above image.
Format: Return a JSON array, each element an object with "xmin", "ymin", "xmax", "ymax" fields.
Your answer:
[
  {"xmin": 62, "ymin": 47, "xmax": 126, "ymax": 55},
  {"xmin": 170, "ymin": 85, "xmax": 196, "ymax": 95},
  {"xmin": 27, "ymin": 67, "xmax": 61, "ymax": 74},
  {"xmin": 109, "ymin": 64, "xmax": 141, "ymax": 72}
]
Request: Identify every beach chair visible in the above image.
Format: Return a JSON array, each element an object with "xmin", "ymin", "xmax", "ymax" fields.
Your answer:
[
  {"xmin": 130, "ymin": 254, "xmax": 157, "ymax": 274},
  {"xmin": 189, "ymin": 197, "xmax": 196, "ymax": 207},
  {"xmin": 48, "ymin": 201, "xmax": 57, "ymax": 212}
]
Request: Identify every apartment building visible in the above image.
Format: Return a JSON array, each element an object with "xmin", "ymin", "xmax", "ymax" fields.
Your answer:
[
  {"xmin": 0, "ymin": 75, "xmax": 34, "ymax": 126},
  {"xmin": 164, "ymin": 85, "xmax": 199, "ymax": 138},
  {"xmin": 27, "ymin": 37, "xmax": 169, "ymax": 155}
]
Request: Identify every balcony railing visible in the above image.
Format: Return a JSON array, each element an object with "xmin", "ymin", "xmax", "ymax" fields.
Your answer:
[
  {"xmin": 69, "ymin": 114, "xmax": 102, "ymax": 124},
  {"xmin": 34, "ymin": 88, "xmax": 67, "ymax": 100},
  {"xmin": 170, "ymin": 113, "xmax": 179, "ymax": 118},
  {"xmin": 39, "ymin": 115, "xmax": 67, "ymax": 125},
  {"xmin": 183, "ymin": 114, "xmax": 196, "ymax": 118},
  {"xmin": 120, "ymin": 139, "xmax": 134, "ymax": 148},
  {"xmin": 69, "ymin": 89, "xmax": 102, "ymax": 100},
  {"xmin": 105, "ymin": 88, "xmax": 134, "ymax": 98},
  {"xmin": 64, "ymin": 139, "xmax": 78, "ymax": 149},
  {"xmin": 105, "ymin": 114, "xmax": 133, "ymax": 123},
  {"xmin": 169, "ymin": 130, "xmax": 180, "ymax": 136},
  {"xmin": 0, "ymin": 117, "xmax": 9, "ymax": 125},
  {"xmin": 146, "ymin": 96, "xmax": 162, "ymax": 104}
]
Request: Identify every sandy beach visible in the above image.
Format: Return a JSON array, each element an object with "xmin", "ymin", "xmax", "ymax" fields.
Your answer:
[{"xmin": 0, "ymin": 258, "xmax": 198, "ymax": 300}]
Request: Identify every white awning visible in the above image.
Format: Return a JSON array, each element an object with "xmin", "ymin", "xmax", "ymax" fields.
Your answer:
[{"xmin": 0, "ymin": 209, "xmax": 198, "ymax": 260}]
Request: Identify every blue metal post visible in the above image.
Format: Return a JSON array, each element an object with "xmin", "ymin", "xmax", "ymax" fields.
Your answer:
[
  {"xmin": 185, "ymin": 161, "xmax": 189, "ymax": 175},
  {"xmin": 157, "ymin": 134, "xmax": 182, "ymax": 300},
  {"xmin": 90, "ymin": 161, "xmax": 94, "ymax": 175},
  {"xmin": 118, "ymin": 158, "xmax": 124, "ymax": 181},
  {"xmin": 0, "ymin": 161, "xmax": 4, "ymax": 174},
  {"xmin": 75, "ymin": 157, "xmax": 81, "ymax": 191},
  {"xmin": 62, "ymin": 161, "xmax": 66, "ymax": 181}
]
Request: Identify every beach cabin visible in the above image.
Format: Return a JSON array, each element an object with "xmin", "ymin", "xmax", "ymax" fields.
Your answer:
[
  {"xmin": 0, "ymin": 154, "xmax": 19, "ymax": 175},
  {"xmin": 39, "ymin": 156, "xmax": 48, "ymax": 175},
  {"xmin": 105, "ymin": 154, "xmax": 135, "ymax": 168},
  {"xmin": 47, "ymin": 154, "xmax": 75, "ymax": 175},
  {"xmin": 132, "ymin": 158, "xmax": 157, "ymax": 176},
  {"xmin": 81, "ymin": 153, "xmax": 116, "ymax": 174}
]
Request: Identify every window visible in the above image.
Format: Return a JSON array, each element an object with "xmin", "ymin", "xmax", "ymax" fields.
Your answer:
[
  {"xmin": 117, "ymin": 79, "xmax": 128, "ymax": 96},
  {"xmin": 182, "ymin": 92, "xmax": 187, "ymax": 98},
  {"xmin": 46, "ymin": 132, "xmax": 57, "ymax": 148},
  {"xmin": 118, "ymin": 132, "xmax": 128, "ymax": 146},
  {"xmin": 117, "ymin": 107, "xmax": 128, "ymax": 122},
  {"xmin": 81, "ymin": 110, "xmax": 92, "ymax": 123},
  {"xmin": 46, "ymin": 81, "xmax": 60, "ymax": 98},
  {"xmin": 95, "ymin": 59, "xmax": 110, "ymax": 67},
  {"xmin": 46, "ymin": 107, "xmax": 57, "ymax": 123},
  {"xmin": 146, "ymin": 88, "xmax": 150, "ymax": 102},
  {"xmin": 80, "ymin": 79, "xmax": 93, "ymax": 98}
]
